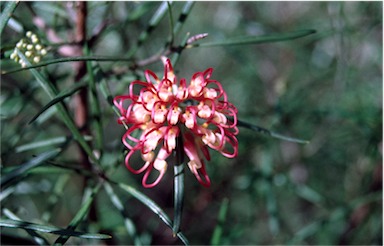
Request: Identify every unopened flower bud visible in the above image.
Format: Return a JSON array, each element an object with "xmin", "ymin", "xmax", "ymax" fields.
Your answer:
[
  {"xmin": 33, "ymin": 56, "xmax": 41, "ymax": 63},
  {"xmin": 31, "ymin": 37, "xmax": 39, "ymax": 44},
  {"xmin": 12, "ymin": 31, "xmax": 48, "ymax": 67},
  {"xmin": 16, "ymin": 41, "xmax": 23, "ymax": 48}
]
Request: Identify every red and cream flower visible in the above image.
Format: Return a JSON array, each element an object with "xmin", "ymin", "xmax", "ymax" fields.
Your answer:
[{"xmin": 114, "ymin": 57, "xmax": 238, "ymax": 188}]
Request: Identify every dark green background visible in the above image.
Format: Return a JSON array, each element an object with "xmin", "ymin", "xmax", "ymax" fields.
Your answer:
[{"xmin": 1, "ymin": 2, "xmax": 382, "ymax": 245}]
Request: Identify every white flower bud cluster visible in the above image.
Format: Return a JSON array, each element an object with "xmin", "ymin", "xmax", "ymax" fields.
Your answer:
[{"xmin": 10, "ymin": 31, "xmax": 48, "ymax": 68}]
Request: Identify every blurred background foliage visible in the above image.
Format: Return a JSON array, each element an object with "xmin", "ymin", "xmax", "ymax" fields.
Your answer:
[{"xmin": 1, "ymin": 1, "xmax": 382, "ymax": 245}]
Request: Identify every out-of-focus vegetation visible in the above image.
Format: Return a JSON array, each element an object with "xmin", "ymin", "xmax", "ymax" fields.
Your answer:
[{"xmin": 1, "ymin": 2, "xmax": 382, "ymax": 245}]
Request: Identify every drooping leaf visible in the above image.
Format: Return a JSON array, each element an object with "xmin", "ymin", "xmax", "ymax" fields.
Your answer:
[
  {"xmin": 117, "ymin": 182, "xmax": 189, "ymax": 245},
  {"xmin": 0, "ymin": 219, "xmax": 111, "ymax": 239},
  {"xmin": 28, "ymin": 81, "xmax": 87, "ymax": 124}
]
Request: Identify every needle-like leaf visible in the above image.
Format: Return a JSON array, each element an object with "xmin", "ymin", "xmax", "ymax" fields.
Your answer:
[
  {"xmin": 1, "ymin": 148, "xmax": 61, "ymax": 189},
  {"xmin": 0, "ymin": 219, "xmax": 111, "ymax": 240},
  {"xmin": 0, "ymin": 1, "xmax": 19, "ymax": 35},
  {"xmin": 189, "ymin": 29, "xmax": 316, "ymax": 47},
  {"xmin": 237, "ymin": 119, "xmax": 309, "ymax": 144},
  {"xmin": 117, "ymin": 182, "xmax": 189, "ymax": 245},
  {"xmin": 53, "ymin": 183, "xmax": 103, "ymax": 245}
]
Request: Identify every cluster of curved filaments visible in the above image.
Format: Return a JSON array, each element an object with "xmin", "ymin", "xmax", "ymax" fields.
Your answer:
[{"xmin": 114, "ymin": 58, "xmax": 238, "ymax": 188}]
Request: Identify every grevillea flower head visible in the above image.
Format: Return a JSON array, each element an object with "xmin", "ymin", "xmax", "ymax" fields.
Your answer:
[{"xmin": 114, "ymin": 57, "xmax": 238, "ymax": 188}]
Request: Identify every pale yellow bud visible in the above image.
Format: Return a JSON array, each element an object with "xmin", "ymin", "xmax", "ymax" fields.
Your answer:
[
  {"xmin": 25, "ymin": 51, "xmax": 32, "ymax": 57},
  {"xmin": 27, "ymin": 44, "xmax": 33, "ymax": 50},
  {"xmin": 26, "ymin": 31, "xmax": 33, "ymax": 38},
  {"xmin": 31, "ymin": 37, "xmax": 39, "ymax": 44},
  {"xmin": 33, "ymin": 56, "xmax": 41, "ymax": 63},
  {"xmin": 40, "ymin": 49, "xmax": 47, "ymax": 56},
  {"xmin": 16, "ymin": 41, "xmax": 23, "ymax": 48},
  {"xmin": 35, "ymin": 44, "xmax": 42, "ymax": 50}
]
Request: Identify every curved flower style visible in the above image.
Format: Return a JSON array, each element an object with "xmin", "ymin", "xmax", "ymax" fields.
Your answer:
[{"xmin": 114, "ymin": 57, "xmax": 238, "ymax": 188}]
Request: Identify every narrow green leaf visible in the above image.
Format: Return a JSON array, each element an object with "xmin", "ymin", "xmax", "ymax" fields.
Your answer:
[
  {"xmin": 173, "ymin": 135, "xmax": 185, "ymax": 235},
  {"xmin": 0, "ymin": 1, "xmax": 19, "ymax": 35},
  {"xmin": 0, "ymin": 187, "xmax": 15, "ymax": 201},
  {"xmin": 30, "ymin": 162, "xmax": 93, "ymax": 177},
  {"xmin": 166, "ymin": 1, "xmax": 195, "ymax": 47},
  {"xmin": 2, "ymin": 56, "xmax": 133, "ymax": 75},
  {"xmin": 28, "ymin": 80, "xmax": 88, "ymax": 124},
  {"xmin": 117, "ymin": 182, "xmax": 189, "ymax": 245},
  {"xmin": 118, "ymin": 183, "xmax": 171, "ymax": 227},
  {"xmin": 1, "ymin": 148, "xmax": 61, "ymax": 188},
  {"xmin": 127, "ymin": 1, "xmax": 170, "ymax": 57},
  {"xmin": 126, "ymin": 2, "xmax": 155, "ymax": 22},
  {"xmin": 210, "ymin": 198, "xmax": 229, "ymax": 245},
  {"xmin": 0, "ymin": 219, "xmax": 111, "ymax": 239},
  {"xmin": 15, "ymin": 49, "xmax": 100, "ymax": 164},
  {"xmin": 84, "ymin": 46, "xmax": 103, "ymax": 152},
  {"xmin": 15, "ymin": 136, "xmax": 68, "ymax": 152},
  {"xmin": 170, "ymin": 32, "xmax": 190, "ymax": 67},
  {"xmin": 148, "ymin": 2, "xmax": 170, "ymax": 31},
  {"xmin": 54, "ymin": 183, "xmax": 102, "ymax": 245},
  {"xmin": 3, "ymin": 208, "xmax": 50, "ymax": 245},
  {"xmin": 173, "ymin": 1, "xmax": 194, "ymax": 36},
  {"xmin": 103, "ymin": 182, "xmax": 142, "ymax": 245},
  {"xmin": 189, "ymin": 29, "xmax": 316, "ymax": 47},
  {"xmin": 237, "ymin": 119, "xmax": 309, "ymax": 144},
  {"xmin": 166, "ymin": 2, "xmax": 174, "ymax": 45}
]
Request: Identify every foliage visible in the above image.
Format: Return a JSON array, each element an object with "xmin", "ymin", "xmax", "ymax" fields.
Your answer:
[{"xmin": 1, "ymin": 1, "xmax": 382, "ymax": 245}]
